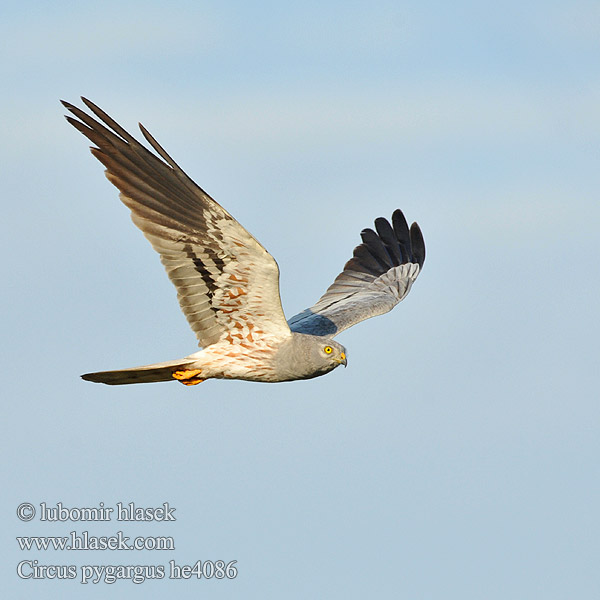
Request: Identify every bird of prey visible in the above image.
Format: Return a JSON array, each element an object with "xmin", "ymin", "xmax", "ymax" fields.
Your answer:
[{"xmin": 63, "ymin": 98, "xmax": 425, "ymax": 386}]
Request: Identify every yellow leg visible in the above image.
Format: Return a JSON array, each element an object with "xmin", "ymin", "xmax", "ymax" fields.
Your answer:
[{"xmin": 172, "ymin": 369, "xmax": 205, "ymax": 386}]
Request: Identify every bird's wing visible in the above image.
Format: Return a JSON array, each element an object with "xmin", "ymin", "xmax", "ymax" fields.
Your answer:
[
  {"xmin": 63, "ymin": 98, "xmax": 291, "ymax": 348},
  {"xmin": 288, "ymin": 209, "xmax": 425, "ymax": 337}
]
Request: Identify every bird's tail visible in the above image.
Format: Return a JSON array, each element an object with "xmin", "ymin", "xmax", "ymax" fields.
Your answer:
[{"xmin": 81, "ymin": 357, "xmax": 200, "ymax": 385}]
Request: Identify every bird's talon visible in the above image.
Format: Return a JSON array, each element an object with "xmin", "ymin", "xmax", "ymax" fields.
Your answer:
[
  {"xmin": 172, "ymin": 369, "xmax": 203, "ymax": 382},
  {"xmin": 180, "ymin": 377, "xmax": 204, "ymax": 386}
]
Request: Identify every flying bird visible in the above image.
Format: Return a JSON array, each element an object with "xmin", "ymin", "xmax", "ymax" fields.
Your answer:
[{"xmin": 63, "ymin": 98, "xmax": 425, "ymax": 386}]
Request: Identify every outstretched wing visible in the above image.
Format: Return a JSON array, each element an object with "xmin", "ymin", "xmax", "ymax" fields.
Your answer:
[
  {"xmin": 63, "ymin": 98, "xmax": 291, "ymax": 348},
  {"xmin": 288, "ymin": 209, "xmax": 425, "ymax": 337}
]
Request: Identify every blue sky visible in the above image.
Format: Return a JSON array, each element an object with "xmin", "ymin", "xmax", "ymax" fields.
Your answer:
[{"xmin": 2, "ymin": 1, "xmax": 599, "ymax": 598}]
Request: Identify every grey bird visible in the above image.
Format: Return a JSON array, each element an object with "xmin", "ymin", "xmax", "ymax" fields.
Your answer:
[{"xmin": 63, "ymin": 98, "xmax": 425, "ymax": 386}]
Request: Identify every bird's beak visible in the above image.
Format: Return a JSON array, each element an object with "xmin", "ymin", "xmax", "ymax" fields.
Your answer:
[{"xmin": 338, "ymin": 352, "xmax": 347, "ymax": 367}]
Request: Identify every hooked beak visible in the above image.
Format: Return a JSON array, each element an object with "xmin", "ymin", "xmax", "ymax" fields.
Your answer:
[{"xmin": 337, "ymin": 352, "xmax": 347, "ymax": 368}]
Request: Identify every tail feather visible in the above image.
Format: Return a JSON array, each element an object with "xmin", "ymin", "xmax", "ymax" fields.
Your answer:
[{"xmin": 81, "ymin": 358, "xmax": 198, "ymax": 385}]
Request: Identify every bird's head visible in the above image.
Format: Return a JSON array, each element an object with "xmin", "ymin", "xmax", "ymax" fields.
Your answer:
[
  {"xmin": 317, "ymin": 340, "xmax": 347, "ymax": 369},
  {"xmin": 274, "ymin": 333, "xmax": 347, "ymax": 381}
]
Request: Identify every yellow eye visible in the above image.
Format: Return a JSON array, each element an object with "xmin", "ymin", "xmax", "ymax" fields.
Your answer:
[{"xmin": 324, "ymin": 346, "xmax": 333, "ymax": 354}]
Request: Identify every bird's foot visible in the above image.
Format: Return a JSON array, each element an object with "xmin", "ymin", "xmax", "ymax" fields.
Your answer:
[{"xmin": 172, "ymin": 369, "xmax": 204, "ymax": 386}]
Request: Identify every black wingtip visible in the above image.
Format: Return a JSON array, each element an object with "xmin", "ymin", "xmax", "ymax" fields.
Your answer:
[
  {"xmin": 345, "ymin": 209, "xmax": 426, "ymax": 277},
  {"xmin": 410, "ymin": 222, "xmax": 426, "ymax": 268}
]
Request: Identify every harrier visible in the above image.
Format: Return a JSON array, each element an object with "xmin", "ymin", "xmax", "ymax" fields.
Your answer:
[{"xmin": 63, "ymin": 98, "xmax": 425, "ymax": 386}]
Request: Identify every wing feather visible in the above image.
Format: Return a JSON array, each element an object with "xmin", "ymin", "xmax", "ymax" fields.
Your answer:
[
  {"xmin": 63, "ymin": 98, "xmax": 291, "ymax": 348},
  {"xmin": 288, "ymin": 209, "xmax": 425, "ymax": 337}
]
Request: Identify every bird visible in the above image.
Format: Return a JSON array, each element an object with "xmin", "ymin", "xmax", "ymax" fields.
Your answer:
[{"xmin": 63, "ymin": 98, "xmax": 425, "ymax": 386}]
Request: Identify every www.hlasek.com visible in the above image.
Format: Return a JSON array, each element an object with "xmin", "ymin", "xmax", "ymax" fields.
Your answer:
[
  {"xmin": 16, "ymin": 502, "xmax": 237, "ymax": 584},
  {"xmin": 18, "ymin": 531, "xmax": 175, "ymax": 551}
]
